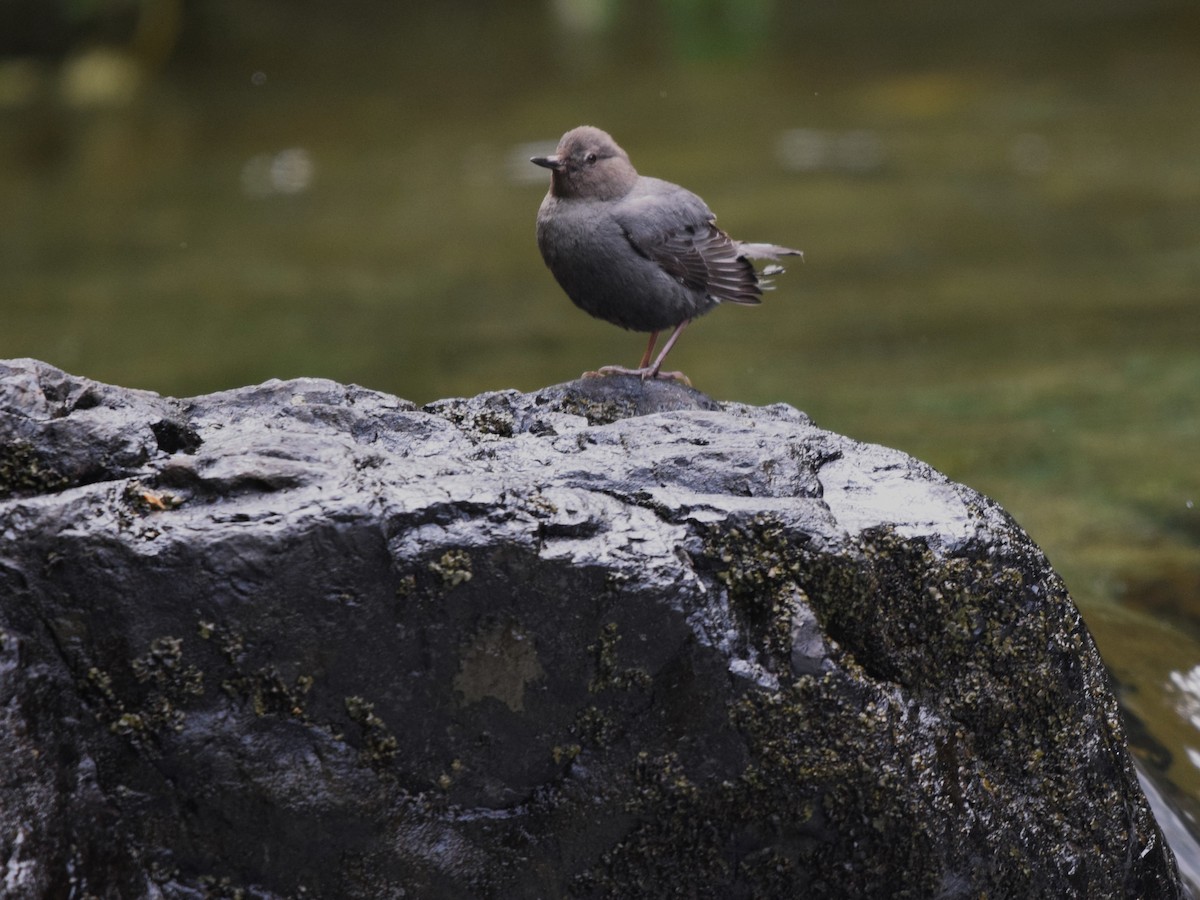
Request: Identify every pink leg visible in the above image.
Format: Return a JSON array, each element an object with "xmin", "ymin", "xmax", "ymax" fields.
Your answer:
[
  {"xmin": 638, "ymin": 331, "xmax": 660, "ymax": 369},
  {"xmin": 647, "ymin": 320, "xmax": 690, "ymax": 377}
]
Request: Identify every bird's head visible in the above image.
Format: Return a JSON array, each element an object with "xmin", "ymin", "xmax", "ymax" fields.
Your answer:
[{"xmin": 531, "ymin": 126, "xmax": 638, "ymax": 201}]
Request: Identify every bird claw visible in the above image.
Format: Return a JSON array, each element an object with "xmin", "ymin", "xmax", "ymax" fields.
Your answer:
[
  {"xmin": 587, "ymin": 365, "xmax": 643, "ymax": 378},
  {"xmin": 652, "ymin": 370, "xmax": 692, "ymax": 386}
]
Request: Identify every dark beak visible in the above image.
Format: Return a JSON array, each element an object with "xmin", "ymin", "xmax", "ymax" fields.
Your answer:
[{"xmin": 530, "ymin": 155, "xmax": 563, "ymax": 170}]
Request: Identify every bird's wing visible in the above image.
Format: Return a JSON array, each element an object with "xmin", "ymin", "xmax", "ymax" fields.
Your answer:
[{"xmin": 615, "ymin": 181, "xmax": 763, "ymax": 306}]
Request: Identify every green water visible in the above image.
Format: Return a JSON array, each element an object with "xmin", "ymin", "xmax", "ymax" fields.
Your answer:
[{"xmin": 3, "ymin": 0, "xmax": 1199, "ymax": 870}]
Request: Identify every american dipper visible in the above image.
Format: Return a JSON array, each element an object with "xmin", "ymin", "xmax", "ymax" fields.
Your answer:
[{"xmin": 531, "ymin": 125, "xmax": 801, "ymax": 381}]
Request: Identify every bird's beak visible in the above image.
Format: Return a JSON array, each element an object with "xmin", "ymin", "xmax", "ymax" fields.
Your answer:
[{"xmin": 530, "ymin": 154, "xmax": 564, "ymax": 171}]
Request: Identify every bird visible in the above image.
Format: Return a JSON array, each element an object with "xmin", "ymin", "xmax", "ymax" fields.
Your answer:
[{"xmin": 531, "ymin": 125, "xmax": 801, "ymax": 382}]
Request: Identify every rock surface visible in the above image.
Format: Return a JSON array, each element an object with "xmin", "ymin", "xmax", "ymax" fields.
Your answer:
[{"xmin": 0, "ymin": 358, "xmax": 1184, "ymax": 898}]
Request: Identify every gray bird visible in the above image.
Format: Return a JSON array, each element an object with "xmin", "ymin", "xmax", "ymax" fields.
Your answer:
[{"xmin": 531, "ymin": 125, "xmax": 801, "ymax": 381}]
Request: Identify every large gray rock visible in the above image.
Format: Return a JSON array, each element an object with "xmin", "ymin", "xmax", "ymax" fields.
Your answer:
[{"xmin": 0, "ymin": 358, "xmax": 1183, "ymax": 898}]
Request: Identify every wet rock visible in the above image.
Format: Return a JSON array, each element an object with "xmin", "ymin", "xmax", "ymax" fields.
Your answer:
[{"xmin": 0, "ymin": 357, "xmax": 1183, "ymax": 898}]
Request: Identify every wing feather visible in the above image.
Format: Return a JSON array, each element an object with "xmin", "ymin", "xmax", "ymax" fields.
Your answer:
[
  {"xmin": 623, "ymin": 218, "xmax": 764, "ymax": 306},
  {"xmin": 613, "ymin": 178, "xmax": 797, "ymax": 306}
]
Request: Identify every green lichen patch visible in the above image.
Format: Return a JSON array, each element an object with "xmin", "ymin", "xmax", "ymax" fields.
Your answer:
[
  {"xmin": 198, "ymin": 619, "xmax": 244, "ymax": 664},
  {"xmin": 588, "ymin": 622, "xmax": 651, "ymax": 694},
  {"xmin": 583, "ymin": 751, "xmax": 731, "ymax": 894},
  {"xmin": 471, "ymin": 408, "xmax": 516, "ymax": 437},
  {"xmin": 702, "ymin": 516, "xmax": 1092, "ymax": 769},
  {"xmin": 554, "ymin": 394, "xmax": 629, "ymax": 426},
  {"xmin": 0, "ymin": 441, "xmax": 70, "ymax": 498},
  {"xmin": 726, "ymin": 676, "xmax": 949, "ymax": 897},
  {"xmin": 85, "ymin": 665, "xmax": 119, "ymax": 708},
  {"xmin": 579, "ymin": 516, "xmax": 1141, "ymax": 896},
  {"xmin": 223, "ymin": 665, "xmax": 315, "ymax": 720},
  {"xmin": 429, "ymin": 549, "xmax": 473, "ymax": 588},
  {"xmin": 198, "ymin": 620, "xmax": 315, "ymax": 721},
  {"xmin": 704, "ymin": 517, "xmax": 807, "ymax": 604},
  {"xmin": 795, "ymin": 527, "xmax": 1089, "ymax": 762},
  {"xmin": 345, "ymin": 695, "xmax": 399, "ymax": 766},
  {"xmin": 436, "ymin": 758, "xmax": 465, "ymax": 792},
  {"xmin": 424, "ymin": 395, "xmax": 517, "ymax": 437},
  {"xmin": 700, "ymin": 516, "xmax": 811, "ymax": 668},
  {"xmin": 524, "ymin": 490, "xmax": 559, "ymax": 519},
  {"xmin": 393, "ymin": 572, "xmax": 418, "ymax": 599},
  {"xmin": 81, "ymin": 635, "xmax": 205, "ymax": 750},
  {"xmin": 131, "ymin": 636, "xmax": 204, "ymax": 697},
  {"xmin": 552, "ymin": 743, "xmax": 582, "ymax": 765},
  {"xmin": 568, "ymin": 623, "xmax": 654, "ymax": 752},
  {"xmin": 578, "ymin": 674, "xmax": 950, "ymax": 898},
  {"xmin": 571, "ymin": 704, "xmax": 619, "ymax": 750}
]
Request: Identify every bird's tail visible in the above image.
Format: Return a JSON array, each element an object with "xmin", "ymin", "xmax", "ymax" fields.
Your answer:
[
  {"xmin": 736, "ymin": 243, "xmax": 803, "ymax": 290},
  {"xmin": 736, "ymin": 242, "xmax": 804, "ymax": 261}
]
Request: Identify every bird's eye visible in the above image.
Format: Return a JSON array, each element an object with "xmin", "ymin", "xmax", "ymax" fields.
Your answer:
[{"xmin": 585, "ymin": 152, "xmax": 598, "ymax": 164}]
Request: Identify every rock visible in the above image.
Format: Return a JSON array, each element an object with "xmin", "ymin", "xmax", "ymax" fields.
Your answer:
[{"xmin": 0, "ymin": 357, "xmax": 1183, "ymax": 898}]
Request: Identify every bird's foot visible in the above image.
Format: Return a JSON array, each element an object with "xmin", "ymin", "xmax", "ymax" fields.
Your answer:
[
  {"xmin": 588, "ymin": 364, "xmax": 653, "ymax": 379},
  {"xmin": 652, "ymin": 369, "xmax": 692, "ymax": 386},
  {"xmin": 585, "ymin": 366, "xmax": 692, "ymax": 386}
]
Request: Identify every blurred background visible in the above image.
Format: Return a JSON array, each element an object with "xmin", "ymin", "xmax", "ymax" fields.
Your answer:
[{"xmin": 1, "ymin": 0, "xmax": 1198, "ymax": 880}]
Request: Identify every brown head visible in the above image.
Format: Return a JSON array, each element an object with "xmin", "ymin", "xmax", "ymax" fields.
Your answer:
[{"xmin": 530, "ymin": 126, "xmax": 639, "ymax": 201}]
